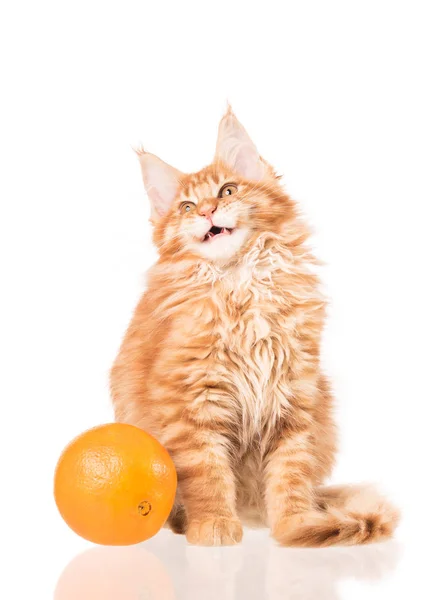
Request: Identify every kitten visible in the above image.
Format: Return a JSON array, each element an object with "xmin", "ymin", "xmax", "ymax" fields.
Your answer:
[{"xmin": 110, "ymin": 107, "xmax": 399, "ymax": 546}]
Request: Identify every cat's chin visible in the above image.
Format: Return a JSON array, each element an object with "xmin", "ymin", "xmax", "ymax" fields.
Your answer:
[{"xmin": 191, "ymin": 228, "xmax": 249, "ymax": 262}]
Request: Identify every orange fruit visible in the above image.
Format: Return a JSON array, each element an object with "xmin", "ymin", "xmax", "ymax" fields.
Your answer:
[{"xmin": 54, "ymin": 423, "xmax": 177, "ymax": 545}]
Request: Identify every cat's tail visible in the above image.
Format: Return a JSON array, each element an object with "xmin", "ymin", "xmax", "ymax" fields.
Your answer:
[{"xmin": 273, "ymin": 484, "xmax": 400, "ymax": 547}]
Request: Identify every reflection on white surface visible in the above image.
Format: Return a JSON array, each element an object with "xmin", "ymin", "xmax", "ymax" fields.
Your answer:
[
  {"xmin": 54, "ymin": 544, "xmax": 175, "ymax": 600},
  {"xmin": 55, "ymin": 529, "xmax": 400, "ymax": 599}
]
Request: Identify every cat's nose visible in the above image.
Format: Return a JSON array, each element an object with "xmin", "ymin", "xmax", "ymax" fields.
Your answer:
[{"xmin": 198, "ymin": 200, "xmax": 217, "ymax": 219}]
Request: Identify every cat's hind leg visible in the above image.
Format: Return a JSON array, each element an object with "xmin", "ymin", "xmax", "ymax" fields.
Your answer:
[{"xmin": 166, "ymin": 503, "xmax": 187, "ymax": 535}]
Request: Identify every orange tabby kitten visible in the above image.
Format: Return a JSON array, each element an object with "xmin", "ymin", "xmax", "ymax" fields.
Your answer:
[{"xmin": 110, "ymin": 107, "xmax": 399, "ymax": 546}]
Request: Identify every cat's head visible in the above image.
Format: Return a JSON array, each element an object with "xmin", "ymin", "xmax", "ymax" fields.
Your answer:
[{"xmin": 138, "ymin": 107, "xmax": 296, "ymax": 263}]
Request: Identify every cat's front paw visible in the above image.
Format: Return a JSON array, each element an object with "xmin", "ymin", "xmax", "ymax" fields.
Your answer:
[{"xmin": 186, "ymin": 516, "xmax": 243, "ymax": 546}]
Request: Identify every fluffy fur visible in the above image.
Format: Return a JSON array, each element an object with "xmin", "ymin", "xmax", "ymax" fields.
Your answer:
[{"xmin": 110, "ymin": 107, "xmax": 399, "ymax": 546}]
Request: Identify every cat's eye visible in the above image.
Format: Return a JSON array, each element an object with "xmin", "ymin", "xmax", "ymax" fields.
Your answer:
[
  {"xmin": 218, "ymin": 184, "xmax": 238, "ymax": 198},
  {"xmin": 179, "ymin": 201, "xmax": 196, "ymax": 214}
]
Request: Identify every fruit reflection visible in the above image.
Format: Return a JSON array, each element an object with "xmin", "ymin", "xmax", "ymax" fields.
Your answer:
[{"xmin": 54, "ymin": 545, "xmax": 175, "ymax": 600}]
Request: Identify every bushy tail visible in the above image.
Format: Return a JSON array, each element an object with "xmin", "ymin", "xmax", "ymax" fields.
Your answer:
[{"xmin": 274, "ymin": 484, "xmax": 400, "ymax": 547}]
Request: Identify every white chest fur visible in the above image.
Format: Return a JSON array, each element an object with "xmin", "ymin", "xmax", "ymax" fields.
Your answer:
[
  {"xmin": 172, "ymin": 239, "xmax": 323, "ymax": 447},
  {"xmin": 205, "ymin": 260, "xmax": 296, "ymax": 444}
]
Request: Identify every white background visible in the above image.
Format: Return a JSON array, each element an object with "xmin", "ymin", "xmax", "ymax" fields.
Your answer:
[{"xmin": 1, "ymin": 1, "xmax": 447, "ymax": 598}]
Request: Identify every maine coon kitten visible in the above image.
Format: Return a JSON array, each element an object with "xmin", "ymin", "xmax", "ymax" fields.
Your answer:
[{"xmin": 110, "ymin": 107, "xmax": 399, "ymax": 546}]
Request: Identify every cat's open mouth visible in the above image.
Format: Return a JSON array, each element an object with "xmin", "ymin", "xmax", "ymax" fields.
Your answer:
[{"xmin": 202, "ymin": 225, "xmax": 234, "ymax": 242}]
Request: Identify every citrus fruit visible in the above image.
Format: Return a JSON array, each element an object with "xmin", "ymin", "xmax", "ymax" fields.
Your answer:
[{"xmin": 54, "ymin": 423, "xmax": 177, "ymax": 545}]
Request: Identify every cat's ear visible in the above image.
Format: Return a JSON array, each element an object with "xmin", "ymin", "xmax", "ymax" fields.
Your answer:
[
  {"xmin": 215, "ymin": 106, "xmax": 264, "ymax": 181},
  {"xmin": 137, "ymin": 150, "xmax": 183, "ymax": 221}
]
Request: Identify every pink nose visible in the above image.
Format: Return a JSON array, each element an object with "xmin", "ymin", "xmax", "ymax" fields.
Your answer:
[{"xmin": 199, "ymin": 205, "xmax": 216, "ymax": 219}]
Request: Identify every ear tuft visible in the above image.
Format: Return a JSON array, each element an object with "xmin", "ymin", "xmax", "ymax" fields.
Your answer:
[
  {"xmin": 137, "ymin": 151, "xmax": 183, "ymax": 221},
  {"xmin": 215, "ymin": 108, "xmax": 264, "ymax": 181},
  {"xmin": 133, "ymin": 144, "xmax": 146, "ymax": 157}
]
